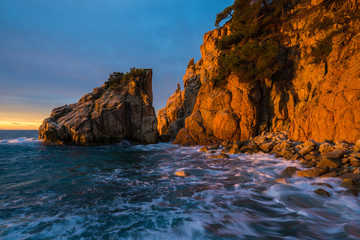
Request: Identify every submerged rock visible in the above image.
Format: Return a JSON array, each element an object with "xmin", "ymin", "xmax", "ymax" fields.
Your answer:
[
  {"xmin": 279, "ymin": 167, "xmax": 299, "ymax": 178},
  {"xmin": 39, "ymin": 69, "xmax": 158, "ymax": 145},
  {"xmin": 314, "ymin": 188, "xmax": 331, "ymax": 197},
  {"xmin": 207, "ymin": 153, "xmax": 230, "ymax": 159}
]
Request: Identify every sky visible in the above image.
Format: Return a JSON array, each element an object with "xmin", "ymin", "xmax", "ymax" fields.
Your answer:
[{"xmin": 0, "ymin": 0, "xmax": 233, "ymax": 130}]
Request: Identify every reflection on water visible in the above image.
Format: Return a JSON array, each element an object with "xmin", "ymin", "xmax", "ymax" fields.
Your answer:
[{"xmin": 0, "ymin": 136, "xmax": 360, "ymax": 239}]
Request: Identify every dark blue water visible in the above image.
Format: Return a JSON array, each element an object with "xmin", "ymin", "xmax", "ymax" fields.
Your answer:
[{"xmin": 1, "ymin": 130, "xmax": 360, "ymax": 239}]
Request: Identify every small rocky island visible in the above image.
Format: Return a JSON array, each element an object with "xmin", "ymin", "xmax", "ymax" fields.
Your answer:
[{"xmin": 39, "ymin": 68, "xmax": 158, "ymax": 145}]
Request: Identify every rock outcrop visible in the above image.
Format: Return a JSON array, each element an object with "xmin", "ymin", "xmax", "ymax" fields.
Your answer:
[
  {"xmin": 39, "ymin": 69, "xmax": 158, "ymax": 145},
  {"xmin": 160, "ymin": 0, "xmax": 360, "ymax": 146},
  {"xmin": 157, "ymin": 58, "xmax": 202, "ymax": 140}
]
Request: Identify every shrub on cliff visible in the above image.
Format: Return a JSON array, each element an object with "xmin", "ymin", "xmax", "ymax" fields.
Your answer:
[
  {"xmin": 218, "ymin": 39, "xmax": 281, "ymax": 82},
  {"xmin": 214, "ymin": 0, "xmax": 296, "ymax": 83},
  {"xmin": 105, "ymin": 68, "xmax": 148, "ymax": 90}
]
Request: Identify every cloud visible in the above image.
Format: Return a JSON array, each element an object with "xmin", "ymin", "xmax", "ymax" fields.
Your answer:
[{"xmin": 12, "ymin": 122, "xmax": 21, "ymax": 125}]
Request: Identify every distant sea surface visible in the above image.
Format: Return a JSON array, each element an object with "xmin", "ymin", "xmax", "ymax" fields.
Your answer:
[{"xmin": 1, "ymin": 130, "xmax": 360, "ymax": 239}]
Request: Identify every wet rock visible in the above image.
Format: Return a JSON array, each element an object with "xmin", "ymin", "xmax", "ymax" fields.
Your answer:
[
  {"xmin": 290, "ymin": 153, "xmax": 301, "ymax": 161},
  {"xmin": 228, "ymin": 147, "xmax": 240, "ymax": 154},
  {"xmin": 172, "ymin": 128, "xmax": 196, "ymax": 146},
  {"xmin": 277, "ymin": 148, "xmax": 294, "ymax": 159},
  {"xmin": 220, "ymin": 148, "xmax": 229, "ymax": 154},
  {"xmin": 274, "ymin": 178, "xmax": 289, "ymax": 184},
  {"xmin": 297, "ymin": 168, "xmax": 327, "ymax": 178},
  {"xmin": 340, "ymin": 179, "xmax": 360, "ymax": 196},
  {"xmin": 339, "ymin": 173, "xmax": 360, "ymax": 180},
  {"xmin": 175, "ymin": 171, "xmax": 189, "ymax": 177},
  {"xmin": 307, "ymin": 159, "xmax": 318, "ymax": 168},
  {"xmin": 279, "ymin": 167, "xmax": 299, "ymax": 178},
  {"xmin": 314, "ymin": 188, "xmax": 331, "ymax": 197},
  {"xmin": 209, "ymin": 144, "xmax": 220, "ymax": 150},
  {"xmin": 260, "ymin": 142, "xmax": 276, "ymax": 153},
  {"xmin": 199, "ymin": 146, "xmax": 209, "ymax": 152},
  {"xmin": 316, "ymin": 157, "xmax": 340, "ymax": 169},
  {"xmin": 299, "ymin": 145, "xmax": 315, "ymax": 155},
  {"xmin": 322, "ymin": 150, "xmax": 346, "ymax": 159},
  {"xmin": 311, "ymin": 183, "xmax": 333, "ymax": 189},
  {"xmin": 320, "ymin": 171, "xmax": 338, "ymax": 178},
  {"xmin": 207, "ymin": 153, "xmax": 229, "ymax": 159}
]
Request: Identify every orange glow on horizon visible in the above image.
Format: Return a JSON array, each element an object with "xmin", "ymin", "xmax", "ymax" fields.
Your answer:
[{"xmin": 0, "ymin": 121, "xmax": 41, "ymax": 130}]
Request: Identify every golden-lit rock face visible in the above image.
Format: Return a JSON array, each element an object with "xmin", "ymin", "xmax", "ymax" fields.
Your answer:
[
  {"xmin": 170, "ymin": 0, "xmax": 360, "ymax": 145},
  {"xmin": 157, "ymin": 59, "xmax": 202, "ymax": 139},
  {"xmin": 39, "ymin": 69, "xmax": 158, "ymax": 145}
]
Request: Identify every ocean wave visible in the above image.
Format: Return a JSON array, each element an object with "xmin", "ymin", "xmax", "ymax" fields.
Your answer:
[{"xmin": 0, "ymin": 137, "xmax": 41, "ymax": 144}]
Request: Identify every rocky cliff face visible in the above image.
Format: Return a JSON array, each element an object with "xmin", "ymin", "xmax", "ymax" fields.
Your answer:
[
  {"xmin": 39, "ymin": 69, "xmax": 158, "ymax": 145},
  {"xmin": 160, "ymin": 0, "xmax": 360, "ymax": 145},
  {"xmin": 157, "ymin": 25, "xmax": 230, "ymax": 140},
  {"xmin": 157, "ymin": 59, "xmax": 202, "ymax": 140}
]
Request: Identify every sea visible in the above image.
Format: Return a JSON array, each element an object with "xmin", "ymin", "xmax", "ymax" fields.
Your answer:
[{"xmin": 1, "ymin": 130, "xmax": 360, "ymax": 240}]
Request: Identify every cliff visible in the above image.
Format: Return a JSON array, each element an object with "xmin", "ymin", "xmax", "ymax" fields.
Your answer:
[
  {"xmin": 158, "ymin": 0, "xmax": 360, "ymax": 145},
  {"xmin": 39, "ymin": 68, "xmax": 158, "ymax": 145}
]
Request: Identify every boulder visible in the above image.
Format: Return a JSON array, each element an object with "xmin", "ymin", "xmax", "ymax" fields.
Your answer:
[
  {"xmin": 297, "ymin": 168, "xmax": 327, "ymax": 177},
  {"xmin": 320, "ymin": 171, "xmax": 338, "ymax": 178},
  {"xmin": 339, "ymin": 173, "xmax": 360, "ymax": 180},
  {"xmin": 39, "ymin": 69, "xmax": 157, "ymax": 145},
  {"xmin": 303, "ymin": 140, "xmax": 317, "ymax": 147},
  {"xmin": 349, "ymin": 157, "xmax": 360, "ymax": 166},
  {"xmin": 319, "ymin": 143, "xmax": 335, "ymax": 154},
  {"xmin": 316, "ymin": 157, "xmax": 340, "ymax": 168},
  {"xmin": 175, "ymin": 171, "xmax": 189, "ymax": 177},
  {"xmin": 274, "ymin": 178, "xmax": 289, "ymax": 184},
  {"xmin": 279, "ymin": 167, "xmax": 299, "ymax": 178},
  {"xmin": 322, "ymin": 150, "xmax": 346, "ymax": 159},
  {"xmin": 228, "ymin": 147, "xmax": 240, "ymax": 154},
  {"xmin": 199, "ymin": 146, "xmax": 209, "ymax": 152},
  {"xmin": 220, "ymin": 148, "xmax": 229, "ymax": 154},
  {"xmin": 314, "ymin": 188, "xmax": 330, "ymax": 197},
  {"xmin": 299, "ymin": 145, "xmax": 315, "ymax": 155},
  {"xmin": 260, "ymin": 141, "xmax": 276, "ymax": 153},
  {"xmin": 311, "ymin": 182, "xmax": 333, "ymax": 189}
]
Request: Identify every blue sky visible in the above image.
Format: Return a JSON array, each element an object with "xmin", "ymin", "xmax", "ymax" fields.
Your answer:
[{"xmin": 0, "ymin": 0, "xmax": 232, "ymax": 129}]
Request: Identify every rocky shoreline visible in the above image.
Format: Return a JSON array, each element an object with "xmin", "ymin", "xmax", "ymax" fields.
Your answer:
[{"xmin": 193, "ymin": 132, "xmax": 360, "ymax": 197}]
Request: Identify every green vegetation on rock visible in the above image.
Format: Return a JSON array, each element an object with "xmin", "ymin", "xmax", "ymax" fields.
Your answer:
[
  {"xmin": 214, "ymin": 0, "xmax": 296, "ymax": 83},
  {"xmin": 105, "ymin": 68, "xmax": 148, "ymax": 90}
]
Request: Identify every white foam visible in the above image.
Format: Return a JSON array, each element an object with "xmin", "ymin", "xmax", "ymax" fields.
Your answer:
[{"xmin": 0, "ymin": 137, "xmax": 40, "ymax": 144}]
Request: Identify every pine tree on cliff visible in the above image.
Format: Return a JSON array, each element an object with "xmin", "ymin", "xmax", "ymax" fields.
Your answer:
[{"xmin": 213, "ymin": 0, "xmax": 297, "ymax": 83}]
